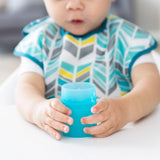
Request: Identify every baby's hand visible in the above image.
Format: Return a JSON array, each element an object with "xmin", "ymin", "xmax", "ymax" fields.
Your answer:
[
  {"xmin": 81, "ymin": 98, "xmax": 127, "ymax": 138},
  {"xmin": 33, "ymin": 98, "xmax": 73, "ymax": 140}
]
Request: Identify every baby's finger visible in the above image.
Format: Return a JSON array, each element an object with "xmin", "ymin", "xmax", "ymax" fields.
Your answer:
[
  {"xmin": 47, "ymin": 107, "xmax": 73, "ymax": 125},
  {"xmin": 50, "ymin": 98, "xmax": 72, "ymax": 115},
  {"xmin": 44, "ymin": 124, "xmax": 61, "ymax": 140},
  {"xmin": 93, "ymin": 127, "xmax": 115, "ymax": 138},
  {"xmin": 84, "ymin": 120, "xmax": 112, "ymax": 135},
  {"xmin": 45, "ymin": 117, "xmax": 70, "ymax": 133},
  {"xmin": 81, "ymin": 110, "xmax": 110, "ymax": 124},
  {"xmin": 91, "ymin": 99, "xmax": 110, "ymax": 113}
]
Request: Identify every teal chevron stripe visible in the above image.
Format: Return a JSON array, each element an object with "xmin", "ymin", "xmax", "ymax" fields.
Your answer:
[
  {"xmin": 55, "ymin": 39, "xmax": 63, "ymax": 48},
  {"xmin": 109, "ymin": 70, "xmax": 114, "ymax": 81},
  {"xmin": 93, "ymin": 73, "xmax": 106, "ymax": 89},
  {"xmin": 94, "ymin": 64, "xmax": 106, "ymax": 73},
  {"xmin": 58, "ymin": 78, "xmax": 68, "ymax": 86},
  {"xmin": 97, "ymin": 33, "xmax": 108, "ymax": 43},
  {"xmin": 84, "ymin": 78, "xmax": 90, "ymax": 83},
  {"xmin": 121, "ymin": 24, "xmax": 134, "ymax": 37},
  {"xmin": 130, "ymin": 46, "xmax": 146, "ymax": 52},
  {"xmin": 45, "ymin": 37, "xmax": 52, "ymax": 48},
  {"xmin": 109, "ymin": 76, "xmax": 116, "ymax": 87},
  {"xmin": 93, "ymin": 69, "xmax": 106, "ymax": 83},
  {"xmin": 45, "ymin": 67, "xmax": 58, "ymax": 79},
  {"xmin": 118, "ymin": 32, "xmax": 128, "ymax": 49},
  {"xmin": 77, "ymin": 63, "xmax": 91, "ymax": 73},
  {"xmin": 93, "ymin": 79, "xmax": 106, "ymax": 94},
  {"xmin": 135, "ymin": 30, "xmax": 149, "ymax": 39},
  {"xmin": 61, "ymin": 61, "xmax": 74, "ymax": 74},
  {"xmin": 97, "ymin": 38, "xmax": 107, "ymax": 48},
  {"xmin": 48, "ymin": 58, "xmax": 59, "ymax": 66},
  {"xmin": 118, "ymin": 80, "xmax": 130, "ymax": 88}
]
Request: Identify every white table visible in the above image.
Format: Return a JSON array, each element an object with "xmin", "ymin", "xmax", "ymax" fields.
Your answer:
[{"xmin": 0, "ymin": 105, "xmax": 160, "ymax": 160}]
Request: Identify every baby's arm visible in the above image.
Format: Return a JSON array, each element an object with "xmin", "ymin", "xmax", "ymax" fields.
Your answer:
[
  {"xmin": 124, "ymin": 63, "xmax": 160, "ymax": 121},
  {"xmin": 81, "ymin": 63, "xmax": 160, "ymax": 137},
  {"xmin": 15, "ymin": 72, "xmax": 73, "ymax": 140}
]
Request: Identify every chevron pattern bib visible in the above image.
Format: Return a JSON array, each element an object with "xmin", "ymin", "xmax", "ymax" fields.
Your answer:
[{"xmin": 14, "ymin": 15, "xmax": 157, "ymax": 99}]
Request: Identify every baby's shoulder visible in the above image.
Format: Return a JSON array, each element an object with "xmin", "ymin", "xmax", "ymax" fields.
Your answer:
[
  {"xmin": 22, "ymin": 17, "xmax": 61, "ymax": 38},
  {"xmin": 107, "ymin": 15, "xmax": 136, "ymax": 32}
]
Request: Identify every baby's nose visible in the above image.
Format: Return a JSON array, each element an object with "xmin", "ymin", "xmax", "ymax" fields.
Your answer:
[{"xmin": 66, "ymin": 0, "xmax": 84, "ymax": 11}]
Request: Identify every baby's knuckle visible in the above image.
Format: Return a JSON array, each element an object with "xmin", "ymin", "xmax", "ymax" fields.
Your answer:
[
  {"xmin": 46, "ymin": 117, "xmax": 52, "ymax": 125},
  {"xmin": 98, "ymin": 113, "xmax": 105, "ymax": 121},
  {"xmin": 51, "ymin": 109, "xmax": 57, "ymax": 118},
  {"xmin": 99, "ymin": 100, "xmax": 106, "ymax": 108},
  {"xmin": 52, "ymin": 98, "xmax": 60, "ymax": 107}
]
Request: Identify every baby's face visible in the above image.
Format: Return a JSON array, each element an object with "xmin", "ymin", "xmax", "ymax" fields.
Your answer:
[{"xmin": 44, "ymin": 0, "xmax": 115, "ymax": 36}]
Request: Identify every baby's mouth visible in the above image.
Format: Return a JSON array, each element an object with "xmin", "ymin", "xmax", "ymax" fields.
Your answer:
[{"xmin": 70, "ymin": 20, "xmax": 84, "ymax": 25}]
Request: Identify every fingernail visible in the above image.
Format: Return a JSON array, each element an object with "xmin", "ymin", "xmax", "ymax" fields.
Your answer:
[
  {"xmin": 84, "ymin": 128, "xmax": 88, "ymax": 133},
  {"xmin": 67, "ymin": 110, "xmax": 72, "ymax": 115},
  {"xmin": 91, "ymin": 107, "xmax": 96, "ymax": 113},
  {"xmin": 63, "ymin": 126, "xmax": 68, "ymax": 133},
  {"xmin": 56, "ymin": 134, "xmax": 60, "ymax": 140},
  {"xmin": 67, "ymin": 118, "xmax": 73, "ymax": 125},
  {"xmin": 81, "ymin": 118, "xmax": 85, "ymax": 124}
]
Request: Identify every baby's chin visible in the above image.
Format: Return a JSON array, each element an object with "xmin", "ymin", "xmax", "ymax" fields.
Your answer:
[{"xmin": 68, "ymin": 30, "xmax": 91, "ymax": 36}]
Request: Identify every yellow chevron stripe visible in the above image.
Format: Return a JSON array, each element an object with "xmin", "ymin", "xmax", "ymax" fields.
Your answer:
[
  {"xmin": 66, "ymin": 35, "xmax": 79, "ymax": 45},
  {"xmin": 121, "ymin": 92, "xmax": 127, "ymax": 96},
  {"xmin": 108, "ymin": 14, "xmax": 117, "ymax": 19},
  {"xmin": 81, "ymin": 36, "xmax": 95, "ymax": 46},
  {"xmin": 76, "ymin": 66, "xmax": 91, "ymax": 78},
  {"xmin": 59, "ymin": 68, "xmax": 73, "ymax": 79}
]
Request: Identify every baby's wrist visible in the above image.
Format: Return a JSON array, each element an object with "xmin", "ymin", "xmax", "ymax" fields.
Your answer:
[{"xmin": 30, "ymin": 98, "xmax": 46, "ymax": 125}]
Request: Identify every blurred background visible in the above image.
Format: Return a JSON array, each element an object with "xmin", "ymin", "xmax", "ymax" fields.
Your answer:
[{"xmin": 0, "ymin": 0, "xmax": 160, "ymax": 84}]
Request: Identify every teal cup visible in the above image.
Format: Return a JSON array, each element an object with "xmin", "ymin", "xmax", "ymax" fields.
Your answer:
[{"xmin": 61, "ymin": 82, "xmax": 97, "ymax": 138}]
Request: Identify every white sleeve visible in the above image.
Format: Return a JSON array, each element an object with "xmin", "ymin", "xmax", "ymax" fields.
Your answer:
[
  {"xmin": 19, "ymin": 57, "xmax": 44, "ymax": 77},
  {"xmin": 132, "ymin": 51, "xmax": 155, "ymax": 68}
]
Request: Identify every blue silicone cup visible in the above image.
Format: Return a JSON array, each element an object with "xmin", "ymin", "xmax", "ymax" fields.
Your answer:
[{"xmin": 61, "ymin": 82, "xmax": 97, "ymax": 138}]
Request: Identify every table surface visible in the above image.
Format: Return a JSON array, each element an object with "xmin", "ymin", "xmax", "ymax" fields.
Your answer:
[{"xmin": 0, "ymin": 105, "xmax": 160, "ymax": 160}]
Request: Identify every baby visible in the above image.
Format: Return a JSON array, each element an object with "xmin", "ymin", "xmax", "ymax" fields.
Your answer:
[{"xmin": 14, "ymin": 0, "xmax": 160, "ymax": 140}]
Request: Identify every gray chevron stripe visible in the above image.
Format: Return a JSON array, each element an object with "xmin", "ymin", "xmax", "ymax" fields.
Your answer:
[
  {"xmin": 45, "ymin": 80, "xmax": 56, "ymax": 92},
  {"xmin": 115, "ymin": 62, "xmax": 129, "ymax": 75},
  {"xmin": 58, "ymin": 85, "xmax": 61, "ymax": 92},
  {"xmin": 109, "ymin": 57, "xmax": 114, "ymax": 66},
  {"xmin": 125, "ymin": 68, "xmax": 129, "ymax": 75},
  {"xmin": 45, "ymin": 30, "xmax": 54, "ymax": 40},
  {"xmin": 96, "ymin": 48, "xmax": 105, "ymax": 56},
  {"xmin": 101, "ymin": 30, "xmax": 108, "ymax": 36},
  {"xmin": 64, "ymin": 40, "xmax": 78, "ymax": 57},
  {"xmin": 56, "ymin": 38, "xmax": 62, "ymax": 43},
  {"xmin": 95, "ymin": 60, "xmax": 106, "ymax": 67},
  {"xmin": 76, "ymin": 72, "xmax": 90, "ymax": 82},
  {"xmin": 45, "ymin": 88, "xmax": 55, "ymax": 98},
  {"xmin": 115, "ymin": 62, "xmax": 123, "ymax": 74},
  {"xmin": 79, "ymin": 45, "xmax": 94, "ymax": 59},
  {"xmin": 93, "ymin": 79, "xmax": 106, "ymax": 94},
  {"xmin": 107, "ymin": 35, "xmax": 115, "ymax": 51},
  {"xmin": 108, "ymin": 82, "xmax": 117, "ymax": 95},
  {"xmin": 43, "ymin": 44, "xmax": 49, "ymax": 55},
  {"xmin": 59, "ymin": 75, "xmax": 73, "ymax": 82},
  {"xmin": 51, "ymin": 46, "xmax": 62, "ymax": 61}
]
